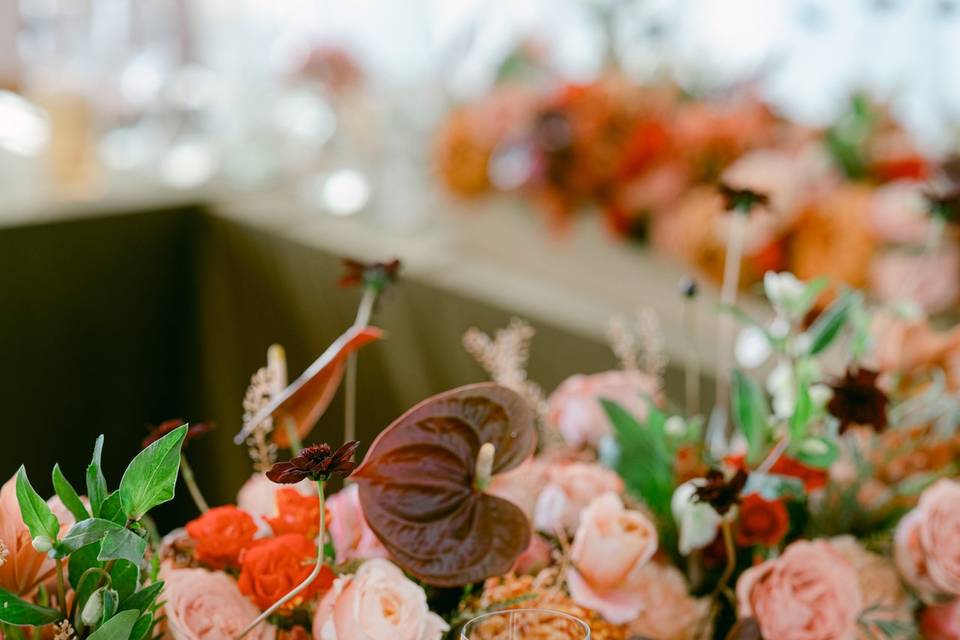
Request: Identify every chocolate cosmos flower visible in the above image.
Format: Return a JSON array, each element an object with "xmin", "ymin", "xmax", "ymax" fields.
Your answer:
[
  {"xmin": 694, "ymin": 468, "xmax": 748, "ymax": 515},
  {"xmin": 142, "ymin": 419, "xmax": 214, "ymax": 449},
  {"xmin": 339, "ymin": 258, "xmax": 402, "ymax": 292},
  {"xmin": 718, "ymin": 183, "xmax": 769, "ymax": 214},
  {"xmin": 266, "ymin": 441, "xmax": 360, "ymax": 484},
  {"xmin": 828, "ymin": 368, "xmax": 889, "ymax": 433}
]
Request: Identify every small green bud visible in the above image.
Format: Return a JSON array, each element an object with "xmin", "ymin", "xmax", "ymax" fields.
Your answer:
[{"xmin": 31, "ymin": 535, "xmax": 53, "ymax": 553}]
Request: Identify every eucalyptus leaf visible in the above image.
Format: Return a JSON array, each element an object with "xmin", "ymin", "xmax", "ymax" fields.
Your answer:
[
  {"xmin": 98, "ymin": 528, "xmax": 147, "ymax": 566},
  {"xmin": 732, "ymin": 370, "xmax": 769, "ymax": 465},
  {"xmin": 86, "ymin": 435, "xmax": 108, "ymax": 517},
  {"xmin": 58, "ymin": 519, "xmax": 123, "ymax": 555},
  {"xmin": 52, "ymin": 464, "xmax": 90, "ymax": 521},
  {"xmin": 86, "ymin": 609, "xmax": 139, "ymax": 640},
  {"xmin": 119, "ymin": 425, "xmax": 186, "ymax": 520},
  {"xmin": 0, "ymin": 588, "xmax": 62, "ymax": 626},
  {"xmin": 15, "ymin": 466, "xmax": 60, "ymax": 542},
  {"xmin": 119, "ymin": 582, "xmax": 163, "ymax": 615}
]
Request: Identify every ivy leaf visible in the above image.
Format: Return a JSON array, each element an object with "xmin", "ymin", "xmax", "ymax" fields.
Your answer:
[
  {"xmin": 98, "ymin": 528, "xmax": 147, "ymax": 566},
  {"xmin": 119, "ymin": 425, "xmax": 186, "ymax": 521},
  {"xmin": 57, "ymin": 519, "xmax": 123, "ymax": 556},
  {"xmin": 86, "ymin": 609, "xmax": 139, "ymax": 640},
  {"xmin": 732, "ymin": 370, "xmax": 769, "ymax": 465},
  {"xmin": 0, "ymin": 587, "xmax": 62, "ymax": 625},
  {"xmin": 86, "ymin": 435, "xmax": 109, "ymax": 517},
  {"xmin": 52, "ymin": 464, "xmax": 90, "ymax": 522},
  {"xmin": 15, "ymin": 466, "xmax": 60, "ymax": 542},
  {"xmin": 806, "ymin": 292, "xmax": 859, "ymax": 356},
  {"xmin": 119, "ymin": 582, "xmax": 163, "ymax": 615}
]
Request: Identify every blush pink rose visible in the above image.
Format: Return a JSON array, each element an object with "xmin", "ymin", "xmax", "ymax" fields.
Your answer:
[
  {"xmin": 920, "ymin": 599, "xmax": 960, "ymax": 640},
  {"xmin": 161, "ymin": 567, "xmax": 276, "ymax": 640},
  {"xmin": 895, "ymin": 479, "xmax": 960, "ymax": 601},
  {"xmin": 487, "ymin": 457, "xmax": 550, "ymax": 521},
  {"xmin": 627, "ymin": 562, "xmax": 711, "ymax": 640},
  {"xmin": 737, "ymin": 539, "xmax": 863, "ymax": 640},
  {"xmin": 326, "ymin": 483, "xmax": 389, "ymax": 563},
  {"xmin": 512, "ymin": 533, "xmax": 552, "ymax": 575},
  {"xmin": 868, "ymin": 180, "xmax": 931, "ymax": 245},
  {"xmin": 237, "ymin": 472, "xmax": 315, "ymax": 536},
  {"xmin": 533, "ymin": 462, "xmax": 624, "ymax": 535},
  {"xmin": 566, "ymin": 493, "xmax": 657, "ymax": 624},
  {"xmin": 547, "ymin": 370, "xmax": 660, "ymax": 448},
  {"xmin": 312, "ymin": 558, "xmax": 448, "ymax": 640},
  {"xmin": 869, "ymin": 246, "xmax": 960, "ymax": 314}
]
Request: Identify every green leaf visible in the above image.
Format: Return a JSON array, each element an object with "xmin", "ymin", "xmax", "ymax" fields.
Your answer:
[
  {"xmin": 793, "ymin": 436, "xmax": 839, "ymax": 469},
  {"xmin": 98, "ymin": 493, "xmax": 127, "ymax": 526},
  {"xmin": 98, "ymin": 528, "xmax": 147, "ymax": 566},
  {"xmin": 796, "ymin": 277, "xmax": 829, "ymax": 318},
  {"xmin": 68, "ymin": 544, "xmax": 103, "ymax": 589},
  {"xmin": 130, "ymin": 613, "xmax": 154, "ymax": 640},
  {"xmin": 57, "ymin": 519, "xmax": 123, "ymax": 556},
  {"xmin": 101, "ymin": 588, "xmax": 119, "ymax": 625},
  {"xmin": 119, "ymin": 425, "xmax": 186, "ymax": 520},
  {"xmin": 806, "ymin": 292, "xmax": 859, "ymax": 355},
  {"xmin": 15, "ymin": 466, "xmax": 60, "ymax": 542},
  {"xmin": 119, "ymin": 582, "xmax": 163, "ymax": 615},
  {"xmin": 0, "ymin": 588, "xmax": 62, "ymax": 626},
  {"xmin": 109, "ymin": 561, "xmax": 140, "ymax": 603},
  {"xmin": 86, "ymin": 609, "xmax": 139, "ymax": 640},
  {"xmin": 86, "ymin": 435, "xmax": 109, "ymax": 517},
  {"xmin": 601, "ymin": 398, "xmax": 675, "ymax": 520},
  {"xmin": 52, "ymin": 464, "xmax": 90, "ymax": 522},
  {"xmin": 789, "ymin": 383, "xmax": 813, "ymax": 443},
  {"xmin": 744, "ymin": 473, "xmax": 806, "ymax": 501},
  {"xmin": 731, "ymin": 370, "xmax": 770, "ymax": 465}
]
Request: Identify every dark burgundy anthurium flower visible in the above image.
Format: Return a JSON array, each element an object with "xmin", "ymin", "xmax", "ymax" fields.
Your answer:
[
  {"xmin": 828, "ymin": 368, "xmax": 889, "ymax": 434},
  {"xmin": 694, "ymin": 468, "xmax": 748, "ymax": 515},
  {"xmin": 266, "ymin": 441, "xmax": 360, "ymax": 484},
  {"xmin": 339, "ymin": 258, "xmax": 402, "ymax": 292},
  {"xmin": 718, "ymin": 183, "xmax": 770, "ymax": 214},
  {"xmin": 142, "ymin": 419, "xmax": 214, "ymax": 449}
]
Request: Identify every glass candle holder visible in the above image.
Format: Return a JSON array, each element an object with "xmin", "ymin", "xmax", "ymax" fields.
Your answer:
[{"xmin": 461, "ymin": 609, "xmax": 591, "ymax": 640}]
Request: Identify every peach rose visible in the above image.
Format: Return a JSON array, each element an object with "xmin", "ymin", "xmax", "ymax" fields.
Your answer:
[
  {"xmin": 533, "ymin": 462, "xmax": 624, "ymax": 535},
  {"xmin": 326, "ymin": 484, "xmax": 388, "ymax": 564},
  {"xmin": 238, "ymin": 533, "xmax": 334, "ymax": 611},
  {"xmin": 265, "ymin": 487, "xmax": 321, "ymax": 538},
  {"xmin": 868, "ymin": 180, "xmax": 930, "ymax": 245},
  {"xmin": 547, "ymin": 370, "xmax": 660, "ymax": 448},
  {"xmin": 162, "ymin": 566, "xmax": 276, "ymax": 640},
  {"xmin": 487, "ymin": 457, "xmax": 550, "ymax": 521},
  {"xmin": 566, "ymin": 493, "xmax": 657, "ymax": 623},
  {"xmin": 895, "ymin": 478, "xmax": 960, "ymax": 601},
  {"xmin": 237, "ymin": 473, "xmax": 316, "ymax": 536},
  {"xmin": 628, "ymin": 562, "xmax": 711, "ymax": 640},
  {"xmin": 737, "ymin": 539, "xmax": 863, "ymax": 640},
  {"xmin": 920, "ymin": 598, "xmax": 960, "ymax": 640},
  {"xmin": 313, "ymin": 558, "xmax": 448, "ymax": 640},
  {"xmin": 870, "ymin": 246, "xmax": 960, "ymax": 314},
  {"xmin": 186, "ymin": 505, "xmax": 257, "ymax": 570},
  {"xmin": 831, "ymin": 536, "xmax": 912, "ymax": 639}
]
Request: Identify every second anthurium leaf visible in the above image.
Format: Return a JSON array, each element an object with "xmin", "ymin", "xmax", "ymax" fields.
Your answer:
[
  {"xmin": 119, "ymin": 424, "xmax": 187, "ymax": 520},
  {"xmin": 15, "ymin": 466, "xmax": 60, "ymax": 542}
]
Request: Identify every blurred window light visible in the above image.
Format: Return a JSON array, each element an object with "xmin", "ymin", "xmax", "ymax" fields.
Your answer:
[
  {"xmin": 321, "ymin": 168, "xmax": 370, "ymax": 216},
  {"xmin": 0, "ymin": 91, "xmax": 50, "ymax": 157}
]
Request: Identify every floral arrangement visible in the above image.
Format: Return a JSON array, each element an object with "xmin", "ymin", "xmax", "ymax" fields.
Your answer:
[
  {"xmin": 3, "ymin": 259, "xmax": 960, "ymax": 640},
  {"xmin": 435, "ymin": 75, "xmax": 960, "ymax": 313}
]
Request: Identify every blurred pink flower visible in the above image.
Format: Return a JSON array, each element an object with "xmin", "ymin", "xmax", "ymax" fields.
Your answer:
[
  {"xmin": 548, "ymin": 370, "xmax": 660, "ymax": 448},
  {"xmin": 895, "ymin": 479, "xmax": 960, "ymax": 601},
  {"xmin": 236, "ymin": 472, "xmax": 315, "ymax": 536},
  {"xmin": 868, "ymin": 180, "xmax": 931, "ymax": 245},
  {"xmin": 627, "ymin": 562, "xmax": 711, "ymax": 640},
  {"xmin": 533, "ymin": 462, "xmax": 624, "ymax": 535},
  {"xmin": 511, "ymin": 533, "xmax": 552, "ymax": 575},
  {"xmin": 566, "ymin": 493, "xmax": 657, "ymax": 624},
  {"xmin": 326, "ymin": 483, "xmax": 389, "ymax": 564},
  {"xmin": 920, "ymin": 599, "xmax": 960, "ymax": 640},
  {"xmin": 869, "ymin": 246, "xmax": 960, "ymax": 314},
  {"xmin": 737, "ymin": 539, "xmax": 863, "ymax": 640},
  {"xmin": 487, "ymin": 457, "xmax": 550, "ymax": 522}
]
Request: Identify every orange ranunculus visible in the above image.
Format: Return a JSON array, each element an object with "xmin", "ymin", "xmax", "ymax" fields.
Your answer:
[
  {"xmin": 238, "ymin": 534, "xmax": 334, "ymax": 611},
  {"xmin": 185, "ymin": 505, "xmax": 258, "ymax": 570},
  {"xmin": 735, "ymin": 494, "xmax": 789, "ymax": 547},
  {"xmin": 264, "ymin": 487, "xmax": 321, "ymax": 538}
]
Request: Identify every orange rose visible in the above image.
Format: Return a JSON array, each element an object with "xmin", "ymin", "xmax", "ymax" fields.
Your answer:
[
  {"xmin": 238, "ymin": 534, "xmax": 334, "ymax": 611},
  {"xmin": 264, "ymin": 487, "xmax": 321, "ymax": 538},
  {"xmin": 735, "ymin": 494, "xmax": 789, "ymax": 547},
  {"xmin": 185, "ymin": 506, "xmax": 257, "ymax": 570}
]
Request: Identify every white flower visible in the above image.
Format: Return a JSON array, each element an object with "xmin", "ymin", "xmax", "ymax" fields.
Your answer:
[
  {"xmin": 671, "ymin": 481, "xmax": 722, "ymax": 555},
  {"xmin": 766, "ymin": 359, "xmax": 795, "ymax": 419},
  {"xmin": 764, "ymin": 271, "xmax": 807, "ymax": 319},
  {"xmin": 809, "ymin": 384, "xmax": 833, "ymax": 408},
  {"xmin": 735, "ymin": 327, "xmax": 772, "ymax": 369}
]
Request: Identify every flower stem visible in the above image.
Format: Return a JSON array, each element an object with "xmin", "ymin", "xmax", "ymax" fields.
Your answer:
[
  {"xmin": 54, "ymin": 558, "xmax": 67, "ymax": 617},
  {"xmin": 235, "ymin": 480, "xmax": 327, "ymax": 639},
  {"xmin": 716, "ymin": 519, "xmax": 737, "ymax": 594},
  {"xmin": 344, "ymin": 288, "xmax": 377, "ymax": 446},
  {"xmin": 179, "ymin": 454, "xmax": 209, "ymax": 513}
]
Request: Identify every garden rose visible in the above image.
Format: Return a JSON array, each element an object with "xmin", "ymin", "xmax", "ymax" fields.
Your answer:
[
  {"xmin": 547, "ymin": 370, "xmax": 659, "ymax": 448},
  {"xmin": 312, "ymin": 558, "xmax": 448, "ymax": 640},
  {"xmin": 185, "ymin": 505, "xmax": 257, "ymax": 570},
  {"xmin": 487, "ymin": 457, "xmax": 550, "ymax": 521},
  {"xmin": 237, "ymin": 473, "xmax": 315, "ymax": 536},
  {"xmin": 831, "ymin": 536, "xmax": 912, "ymax": 638},
  {"xmin": 326, "ymin": 484, "xmax": 388, "ymax": 563},
  {"xmin": 533, "ymin": 462, "xmax": 624, "ymax": 534},
  {"xmin": 920, "ymin": 599, "xmax": 960, "ymax": 640},
  {"xmin": 737, "ymin": 539, "xmax": 863, "ymax": 640},
  {"xmin": 735, "ymin": 493, "xmax": 789, "ymax": 547},
  {"xmin": 264, "ymin": 487, "xmax": 321, "ymax": 538},
  {"xmin": 870, "ymin": 246, "xmax": 960, "ymax": 314},
  {"xmin": 894, "ymin": 478, "xmax": 960, "ymax": 600},
  {"xmin": 566, "ymin": 493, "xmax": 657, "ymax": 624},
  {"xmin": 868, "ymin": 180, "xmax": 930, "ymax": 245},
  {"xmin": 238, "ymin": 533, "xmax": 334, "ymax": 611},
  {"xmin": 162, "ymin": 567, "xmax": 276, "ymax": 640},
  {"xmin": 627, "ymin": 562, "xmax": 711, "ymax": 640}
]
